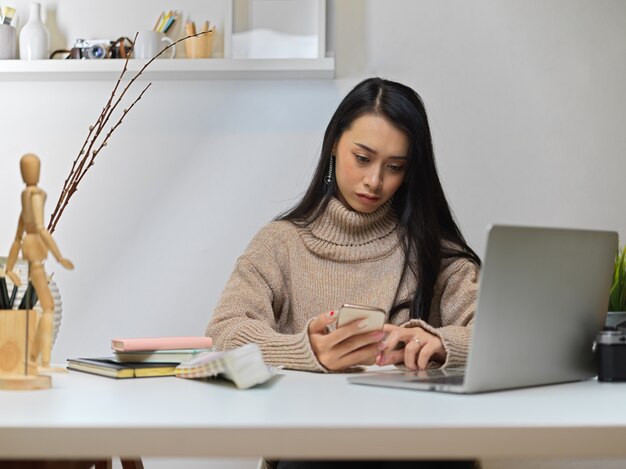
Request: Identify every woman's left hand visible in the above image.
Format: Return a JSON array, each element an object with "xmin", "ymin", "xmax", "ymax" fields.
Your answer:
[{"xmin": 377, "ymin": 324, "xmax": 446, "ymax": 370}]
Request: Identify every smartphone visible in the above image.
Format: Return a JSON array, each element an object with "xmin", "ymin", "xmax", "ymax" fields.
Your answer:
[{"xmin": 336, "ymin": 303, "xmax": 386, "ymax": 333}]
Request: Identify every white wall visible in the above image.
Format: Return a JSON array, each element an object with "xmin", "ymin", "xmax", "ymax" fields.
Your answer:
[
  {"xmin": 1, "ymin": 1, "xmax": 625, "ymax": 467},
  {"xmin": 360, "ymin": 0, "xmax": 626, "ymax": 260},
  {"xmin": 0, "ymin": 79, "xmax": 339, "ymax": 357}
]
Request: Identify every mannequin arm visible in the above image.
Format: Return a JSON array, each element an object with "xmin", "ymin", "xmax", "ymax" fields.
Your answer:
[
  {"xmin": 6, "ymin": 216, "xmax": 24, "ymax": 285},
  {"xmin": 32, "ymin": 193, "xmax": 74, "ymax": 270}
]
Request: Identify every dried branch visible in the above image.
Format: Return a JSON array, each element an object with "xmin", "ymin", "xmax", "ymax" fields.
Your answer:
[
  {"xmin": 47, "ymin": 30, "xmax": 211, "ymax": 234},
  {"xmin": 74, "ymin": 83, "xmax": 152, "ymax": 188},
  {"xmin": 49, "ymin": 33, "xmax": 138, "ymax": 232}
]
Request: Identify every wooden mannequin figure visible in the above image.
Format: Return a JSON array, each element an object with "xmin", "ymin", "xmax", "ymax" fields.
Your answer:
[{"xmin": 6, "ymin": 153, "xmax": 74, "ymax": 371}]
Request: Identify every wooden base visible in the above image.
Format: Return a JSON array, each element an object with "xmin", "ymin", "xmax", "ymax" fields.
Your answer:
[
  {"xmin": 39, "ymin": 365, "xmax": 68, "ymax": 374},
  {"xmin": 0, "ymin": 374, "xmax": 51, "ymax": 390}
]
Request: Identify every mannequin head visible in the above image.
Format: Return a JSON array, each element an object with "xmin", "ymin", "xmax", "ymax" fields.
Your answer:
[{"xmin": 20, "ymin": 153, "xmax": 41, "ymax": 186}]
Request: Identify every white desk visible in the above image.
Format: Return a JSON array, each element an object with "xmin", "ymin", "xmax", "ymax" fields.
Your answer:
[{"xmin": 0, "ymin": 369, "xmax": 625, "ymax": 460}]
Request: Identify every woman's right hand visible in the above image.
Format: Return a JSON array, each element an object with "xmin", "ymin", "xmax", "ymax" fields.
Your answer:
[{"xmin": 308, "ymin": 310, "xmax": 387, "ymax": 371}]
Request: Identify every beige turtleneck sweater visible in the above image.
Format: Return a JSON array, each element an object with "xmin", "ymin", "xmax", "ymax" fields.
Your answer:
[{"xmin": 206, "ymin": 198, "xmax": 479, "ymax": 372}]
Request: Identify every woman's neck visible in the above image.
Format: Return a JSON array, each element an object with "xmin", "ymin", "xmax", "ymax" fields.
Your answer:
[{"xmin": 295, "ymin": 197, "xmax": 400, "ymax": 262}]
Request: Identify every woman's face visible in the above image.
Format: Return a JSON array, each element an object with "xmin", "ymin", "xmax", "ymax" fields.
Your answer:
[{"xmin": 333, "ymin": 113, "xmax": 409, "ymax": 213}]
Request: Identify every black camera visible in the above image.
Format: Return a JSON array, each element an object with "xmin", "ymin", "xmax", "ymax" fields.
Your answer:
[
  {"xmin": 70, "ymin": 39, "xmax": 111, "ymax": 59},
  {"xmin": 595, "ymin": 327, "xmax": 626, "ymax": 382}
]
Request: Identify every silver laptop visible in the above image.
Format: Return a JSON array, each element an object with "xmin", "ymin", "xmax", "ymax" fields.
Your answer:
[{"xmin": 349, "ymin": 225, "xmax": 617, "ymax": 393}]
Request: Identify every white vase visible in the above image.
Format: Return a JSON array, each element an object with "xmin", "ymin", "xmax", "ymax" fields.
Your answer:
[{"xmin": 19, "ymin": 2, "xmax": 50, "ymax": 60}]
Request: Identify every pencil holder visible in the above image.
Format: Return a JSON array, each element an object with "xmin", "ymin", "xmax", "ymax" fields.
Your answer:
[
  {"xmin": 0, "ymin": 309, "xmax": 38, "ymax": 375},
  {"xmin": 185, "ymin": 30, "xmax": 214, "ymax": 58},
  {"xmin": 0, "ymin": 256, "xmax": 63, "ymax": 347},
  {"xmin": 0, "ymin": 308, "xmax": 51, "ymax": 390}
]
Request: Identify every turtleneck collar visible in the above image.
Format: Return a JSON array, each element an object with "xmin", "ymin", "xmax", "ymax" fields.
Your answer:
[{"xmin": 296, "ymin": 197, "xmax": 400, "ymax": 262}]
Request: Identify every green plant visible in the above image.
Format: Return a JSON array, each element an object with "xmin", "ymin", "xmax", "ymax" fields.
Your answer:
[{"xmin": 609, "ymin": 245, "xmax": 626, "ymax": 311}]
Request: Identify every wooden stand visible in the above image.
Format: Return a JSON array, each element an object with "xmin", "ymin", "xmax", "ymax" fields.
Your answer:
[
  {"xmin": 0, "ymin": 308, "xmax": 51, "ymax": 390},
  {"xmin": 0, "ymin": 373, "xmax": 51, "ymax": 390}
]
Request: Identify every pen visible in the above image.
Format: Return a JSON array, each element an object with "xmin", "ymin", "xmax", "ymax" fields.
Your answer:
[
  {"xmin": 18, "ymin": 282, "xmax": 37, "ymax": 310},
  {"xmin": 156, "ymin": 11, "xmax": 170, "ymax": 33},
  {"xmin": 0, "ymin": 276, "xmax": 8, "ymax": 309},
  {"xmin": 163, "ymin": 14, "xmax": 177, "ymax": 34},
  {"xmin": 29, "ymin": 283, "xmax": 38, "ymax": 309},
  {"xmin": 153, "ymin": 11, "xmax": 164, "ymax": 32},
  {"xmin": 9, "ymin": 284, "xmax": 18, "ymax": 309}
]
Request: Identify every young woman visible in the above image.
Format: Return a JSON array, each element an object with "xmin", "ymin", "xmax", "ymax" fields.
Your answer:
[
  {"xmin": 206, "ymin": 77, "xmax": 481, "ymax": 468},
  {"xmin": 207, "ymin": 76, "xmax": 480, "ymax": 371}
]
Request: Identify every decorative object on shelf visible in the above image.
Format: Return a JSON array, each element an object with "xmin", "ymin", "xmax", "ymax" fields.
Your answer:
[
  {"xmin": 153, "ymin": 10, "xmax": 179, "ymax": 34},
  {"xmin": 232, "ymin": 0, "xmax": 326, "ymax": 59},
  {"xmin": 133, "ymin": 31, "xmax": 175, "ymax": 60},
  {"xmin": 185, "ymin": 21, "xmax": 214, "ymax": 58},
  {"xmin": 0, "ymin": 23, "xmax": 17, "ymax": 59},
  {"xmin": 52, "ymin": 36, "xmax": 134, "ymax": 60},
  {"xmin": 5, "ymin": 154, "xmax": 74, "ymax": 379},
  {"xmin": 19, "ymin": 2, "xmax": 50, "ymax": 60},
  {"xmin": 0, "ymin": 5, "xmax": 16, "ymax": 26},
  {"xmin": 607, "ymin": 245, "xmax": 626, "ymax": 329}
]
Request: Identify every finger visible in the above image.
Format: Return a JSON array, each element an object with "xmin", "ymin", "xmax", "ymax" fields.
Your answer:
[
  {"xmin": 417, "ymin": 342, "xmax": 437, "ymax": 370},
  {"xmin": 403, "ymin": 339, "xmax": 423, "ymax": 370},
  {"xmin": 308, "ymin": 310, "xmax": 337, "ymax": 335},
  {"xmin": 378, "ymin": 349, "xmax": 405, "ymax": 367},
  {"xmin": 335, "ymin": 330, "xmax": 386, "ymax": 358},
  {"xmin": 379, "ymin": 328, "xmax": 415, "ymax": 364},
  {"xmin": 381, "ymin": 328, "xmax": 404, "ymax": 352},
  {"xmin": 335, "ymin": 343, "xmax": 382, "ymax": 369},
  {"xmin": 329, "ymin": 317, "xmax": 381, "ymax": 347}
]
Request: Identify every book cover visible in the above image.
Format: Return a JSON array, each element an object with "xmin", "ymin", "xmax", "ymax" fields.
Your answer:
[
  {"xmin": 111, "ymin": 336, "xmax": 213, "ymax": 352},
  {"xmin": 113, "ymin": 348, "xmax": 212, "ymax": 364},
  {"xmin": 66, "ymin": 357, "xmax": 177, "ymax": 378},
  {"xmin": 175, "ymin": 343, "xmax": 275, "ymax": 389}
]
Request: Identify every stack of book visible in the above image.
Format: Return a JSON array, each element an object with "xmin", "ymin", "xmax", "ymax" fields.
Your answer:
[{"xmin": 66, "ymin": 336, "xmax": 214, "ymax": 379}]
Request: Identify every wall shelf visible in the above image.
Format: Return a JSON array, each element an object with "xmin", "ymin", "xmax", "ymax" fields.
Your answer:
[{"xmin": 0, "ymin": 57, "xmax": 335, "ymax": 81}]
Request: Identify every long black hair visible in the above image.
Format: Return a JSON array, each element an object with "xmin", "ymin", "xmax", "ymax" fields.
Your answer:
[{"xmin": 277, "ymin": 77, "xmax": 480, "ymax": 321}]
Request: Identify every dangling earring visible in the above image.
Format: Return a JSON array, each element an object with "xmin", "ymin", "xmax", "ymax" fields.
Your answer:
[{"xmin": 325, "ymin": 154, "xmax": 335, "ymax": 185}]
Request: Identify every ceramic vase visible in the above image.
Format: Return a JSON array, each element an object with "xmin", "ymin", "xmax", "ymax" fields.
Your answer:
[
  {"xmin": 0, "ymin": 24, "xmax": 17, "ymax": 59},
  {"xmin": 19, "ymin": 2, "xmax": 50, "ymax": 60}
]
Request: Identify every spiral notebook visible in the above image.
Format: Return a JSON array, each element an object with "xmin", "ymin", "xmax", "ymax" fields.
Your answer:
[{"xmin": 175, "ymin": 343, "xmax": 276, "ymax": 389}]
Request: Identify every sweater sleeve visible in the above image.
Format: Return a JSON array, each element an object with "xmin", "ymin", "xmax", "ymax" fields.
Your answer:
[
  {"xmin": 401, "ymin": 258, "xmax": 479, "ymax": 368},
  {"xmin": 205, "ymin": 225, "xmax": 326, "ymax": 373}
]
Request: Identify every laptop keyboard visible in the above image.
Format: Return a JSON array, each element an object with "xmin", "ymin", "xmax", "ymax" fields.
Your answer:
[{"xmin": 409, "ymin": 374, "xmax": 465, "ymax": 385}]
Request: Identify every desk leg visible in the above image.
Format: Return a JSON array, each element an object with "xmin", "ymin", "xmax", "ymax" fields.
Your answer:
[
  {"xmin": 94, "ymin": 461, "xmax": 112, "ymax": 469},
  {"xmin": 120, "ymin": 459, "xmax": 144, "ymax": 469}
]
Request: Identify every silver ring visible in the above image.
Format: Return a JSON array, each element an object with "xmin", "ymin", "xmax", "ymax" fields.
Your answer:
[{"xmin": 413, "ymin": 337, "xmax": 421, "ymax": 346}]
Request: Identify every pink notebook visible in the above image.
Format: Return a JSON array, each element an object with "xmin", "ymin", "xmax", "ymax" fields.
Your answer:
[{"xmin": 111, "ymin": 336, "xmax": 213, "ymax": 352}]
